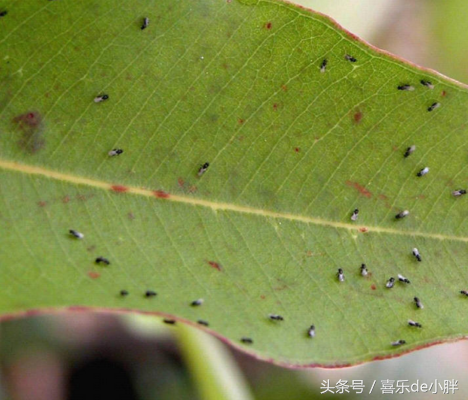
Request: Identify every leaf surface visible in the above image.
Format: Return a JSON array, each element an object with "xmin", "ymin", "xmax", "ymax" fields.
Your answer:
[{"xmin": 1, "ymin": 0, "xmax": 468, "ymax": 367}]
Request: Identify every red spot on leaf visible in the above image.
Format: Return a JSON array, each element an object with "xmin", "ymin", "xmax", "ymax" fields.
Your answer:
[
  {"xmin": 353, "ymin": 111, "xmax": 363, "ymax": 123},
  {"xmin": 153, "ymin": 190, "xmax": 170, "ymax": 199},
  {"xmin": 265, "ymin": 22, "xmax": 272, "ymax": 30},
  {"xmin": 111, "ymin": 185, "xmax": 128, "ymax": 193},
  {"xmin": 273, "ymin": 103, "xmax": 279, "ymax": 111},
  {"xmin": 441, "ymin": 90, "xmax": 447, "ymax": 97},
  {"xmin": 294, "ymin": 147, "xmax": 300, "ymax": 153},
  {"xmin": 88, "ymin": 271, "xmax": 101, "ymax": 279},
  {"xmin": 207, "ymin": 261, "xmax": 222, "ymax": 271},
  {"xmin": 359, "ymin": 227, "xmax": 368, "ymax": 233},
  {"xmin": 13, "ymin": 112, "xmax": 41, "ymax": 127},
  {"xmin": 371, "ymin": 284, "xmax": 376, "ymax": 290},
  {"xmin": 346, "ymin": 181, "xmax": 372, "ymax": 198}
]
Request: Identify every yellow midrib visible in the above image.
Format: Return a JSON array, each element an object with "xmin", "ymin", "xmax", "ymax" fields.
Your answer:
[{"xmin": 1, "ymin": 158, "xmax": 467, "ymax": 243}]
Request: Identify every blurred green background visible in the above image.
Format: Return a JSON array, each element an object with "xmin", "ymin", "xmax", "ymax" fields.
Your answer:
[{"xmin": 2, "ymin": 1, "xmax": 468, "ymax": 399}]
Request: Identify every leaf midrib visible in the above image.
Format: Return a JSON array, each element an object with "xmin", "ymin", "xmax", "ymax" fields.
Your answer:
[{"xmin": 2, "ymin": 158, "xmax": 467, "ymax": 243}]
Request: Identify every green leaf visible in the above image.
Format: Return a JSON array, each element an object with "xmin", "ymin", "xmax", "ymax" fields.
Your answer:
[{"xmin": 1, "ymin": 0, "xmax": 468, "ymax": 367}]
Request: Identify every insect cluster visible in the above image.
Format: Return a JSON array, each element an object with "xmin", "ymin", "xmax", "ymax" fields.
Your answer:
[{"xmin": 58, "ymin": 19, "xmax": 467, "ymax": 357}]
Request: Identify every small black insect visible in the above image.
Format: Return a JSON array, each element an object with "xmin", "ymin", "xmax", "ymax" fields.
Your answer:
[
  {"xmin": 404, "ymin": 145, "xmax": 416, "ymax": 158},
  {"xmin": 427, "ymin": 102, "xmax": 440, "ymax": 112},
  {"xmin": 108, "ymin": 149, "xmax": 123, "ymax": 156},
  {"xmin": 145, "ymin": 290, "xmax": 157, "ymax": 297},
  {"xmin": 420, "ymin": 79, "xmax": 434, "ymax": 89},
  {"xmin": 452, "ymin": 189, "xmax": 467, "ymax": 197},
  {"xmin": 386, "ymin": 277, "xmax": 395, "ymax": 289},
  {"xmin": 94, "ymin": 94, "xmax": 109, "ymax": 103},
  {"xmin": 391, "ymin": 339, "xmax": 406, "ymax": 346},
  {"xmin": 198, "ymin": 162, "xmax": 210, "ymax": 177},
  {"xmin": 307, "ymin": 324, "xmax": 315, "ymax": 338},
  {"xmin": 95, "ymin": 256, "xmax": 110, "ymax": 265},
  {"xmin": 408, "ymin": 319, "xmax": 422, "ymax": 328},
  {"xmin": 163, "ymin": 319, "xmax": 176, "ymax": 325},
  {"xmin": 69, "ymin": 229, "xmax": 84, "ymax": 239},
  {"xmin": 417, "ymin": 167, "xmax": 429, "ymax": 177},
  {"xmin": 398, "ymin": 85, "xmax": 414, "ymax": 91},
  {"xmin": 241, "ymin": 337, "xmax": 253, "ymax": 344},
  {"xmin": 141, "ymin": 17, "xmax": 149, "ymax": 30},
  {"xmin": 320, "ymin": 59, "xmax": 327, "ymax": 73},
  {"xmin": 351, "ymin": 209, "xmax": 359, "ymax": 221},
  {"xmin": 120, "ymin": 290, "xmax": 129, "ymax": 296},
  {"xmin": 395, "ymin": 210, "xmax": 409, "ymax": 219},
  {"xmin": 337, "ymin": 268, "xmax": 344, "ymax": 282},
  {"xmin": 268, "ymin": 314, "xmax": 284, "ymax": 321},
  {"xmin": 345, "ymin": 54, "xmax": 357, "ymax": 63},
  {"xmin": 191, "ymin": 298, "xmax": 204, "ymax": 306},
  {"xmin": 414, "ymin": 297, "xmax": 424, "ymax": 309},
  {"xmin": 412, "ymin": 248, "xmax": 422, "ymax": 262},
  {"xmin": 398, "ymin": 274, "xmax": 411, "ymax": 284},
  {"xmin": 0, "ymin": 10, "xmax": 7, "ymax": 17},
  {"xmin": 360, "ymin": 264, "xmax": 368, "ymax": 277},
  {"xmin": 460, "ymin": 290, "xmax": 468, "ymax": 297},
  {"xmin": 197, "ymin": 319, "xmax": 209, "ymax": 326}
]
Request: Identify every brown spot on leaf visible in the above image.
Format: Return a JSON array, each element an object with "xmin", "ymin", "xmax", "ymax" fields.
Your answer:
[
  {"xmin": 281, "ymin": 85, "xmax": 288, "ymax": 92},
  {"xmin": 238, "ymin": 118, "xmax": 244, "ymax": 124},
  {"xmin": 359, "ymin": 227, "xmax": 368, "ymax": 233},
  {"xmin": 265, "ymin": 22, "xmax": 272, "ymax": 30},
  {"xmin": 353, "ymin": 111, "xmax": 363, "ymax": 124},
  {"xmin": 294, "ymin": 147, "xmax": 300, "ymax": 153},
  {"xmin": 273, "ymin": 103, "xmax": 279, "ymax": 111},
  {"xmin": 37, "ymin": 201, "xmax": 47, "ymax": 207},
  {"xmin": 13, "ymin": 111, "xmax": 45, "ymax": 154},
  {"xmin": 346, "ymin": 181, "xmax": 372, "ymax": 198},
  {"xmin": 207, "ymin": 261, "xmax": 222, "ymax": 271},
  {"xmin": 127, "ymin": 212, "xmax": 135, "ymax": 220},
  {"xmin": 153, "ymin": 190, "xmax": 170, "ymax": 199},
  {"xmin": 371, "ymin": 284, "xmax": 376, "ymax": 291},
  {"xmin": 178, "ymin": 178, "xmax": 185, "ymax": 188},
  {"xmin": 62, "ymin": 196, "xmax": 71, "ymax": 204},
  {"xmin": 111, "ymin": 185, "xmax": 128, "ymax": 193},
  {"xmin": 87, "ymin": 271, "xmax": 101, "ymax": 279}
]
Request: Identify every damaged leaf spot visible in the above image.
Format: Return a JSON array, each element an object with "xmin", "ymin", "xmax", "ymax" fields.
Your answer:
[
  {"xmin": 207, "ymin": 260, "xmax": 222, "ymax": 271},
  {"xmin": 153, "ymin": 190, "xmax": 170, "ymax": 199},
  {"xmin": 346, "ymin": 181, "xmax": 372, "ymax": 198},
  {"xmin": 111, "ymin": 185, "xmax": 129, "ymax": 193},
  {"xmin": 13, "ymin": 111, "xmax": 45, "ymax": 154},
  {"xmin": 87, "ymin": 271, "xmax": 101, "ymax": 279},
  {"xmin": 353, "ymin": 111, "xmax": 363, "ymax": 124}
]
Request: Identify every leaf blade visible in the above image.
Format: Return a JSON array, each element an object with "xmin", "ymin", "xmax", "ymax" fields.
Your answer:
[{"xmin": 1, "ymin": 0, "xmax": 468, "ymax": 367}]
